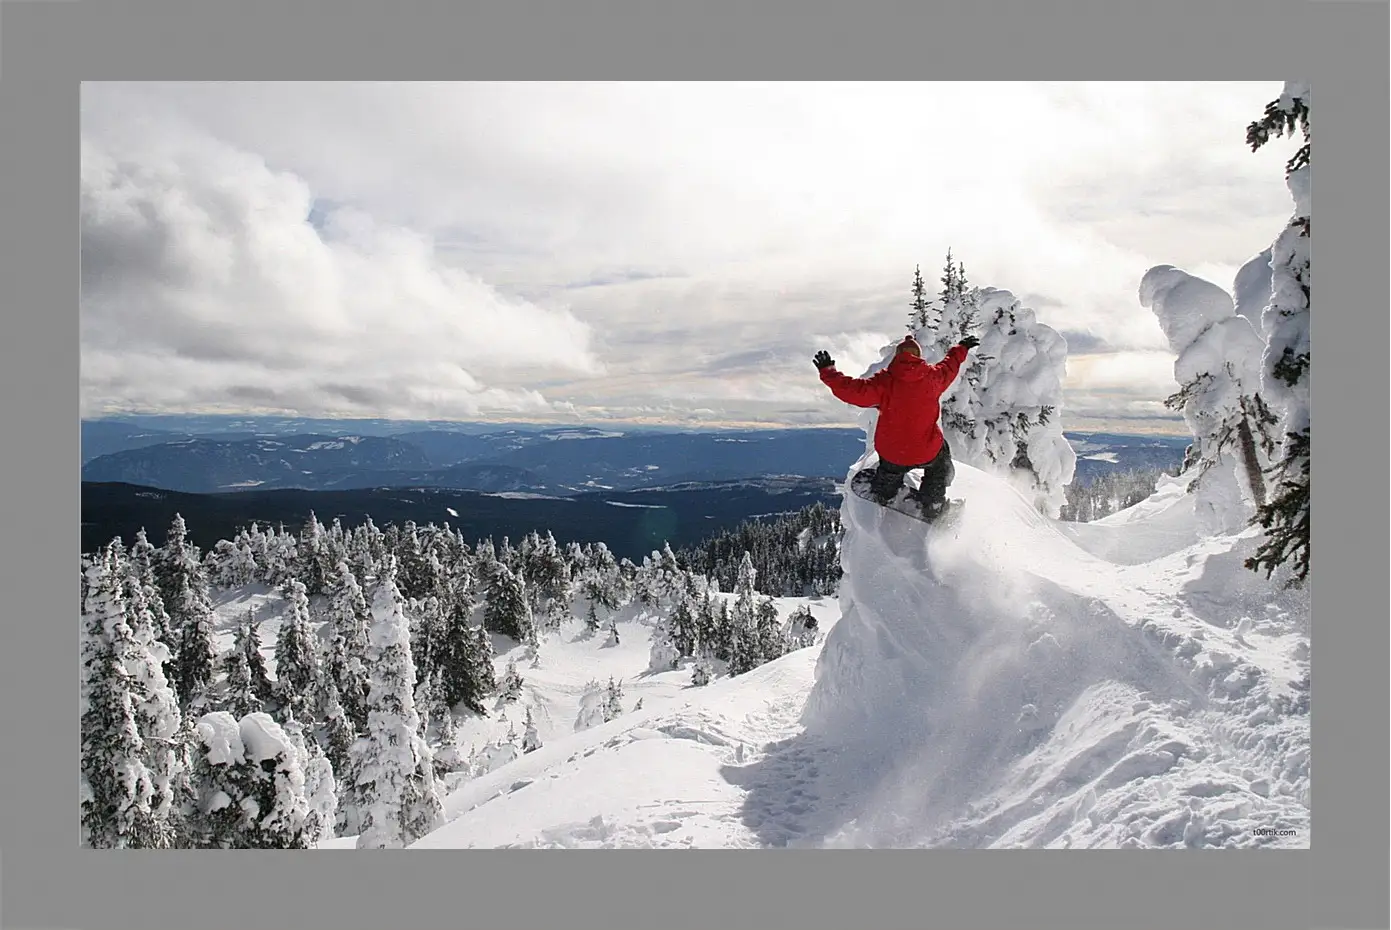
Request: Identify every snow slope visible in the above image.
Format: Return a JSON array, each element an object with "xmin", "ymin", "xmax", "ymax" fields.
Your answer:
[
  {"xmin": 215, "ymin": 459, "xmax": 1308, "ymax": 849},
  {"xmin": 800, "ymin": 461, "xmax": 1308, "ymax": 847}
]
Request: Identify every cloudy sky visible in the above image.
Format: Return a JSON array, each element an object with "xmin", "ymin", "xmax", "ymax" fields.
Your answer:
[{"xmin": 79, "ymin": 82, "xmax": 1298, "ymax": 434}]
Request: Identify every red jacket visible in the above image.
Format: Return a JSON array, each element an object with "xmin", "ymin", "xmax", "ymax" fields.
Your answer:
[{"xmin": 819, "ymin": 344, "xmax": 969, "ymax": 466}]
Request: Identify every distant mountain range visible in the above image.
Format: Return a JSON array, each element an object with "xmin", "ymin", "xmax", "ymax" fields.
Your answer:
[{"xmin": 82, "ymin": 417, "xmax": 1187, "ymax": 496}]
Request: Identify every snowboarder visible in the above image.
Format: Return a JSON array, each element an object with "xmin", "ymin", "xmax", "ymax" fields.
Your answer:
[{"xmin": 813, "ymin": 333, "xmax": 979, "ymax": 519}]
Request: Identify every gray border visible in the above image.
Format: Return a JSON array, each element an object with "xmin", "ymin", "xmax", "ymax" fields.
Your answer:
[{"xmin": 2, "ymin": 0, "xmax": 1384, "ymax": 928}]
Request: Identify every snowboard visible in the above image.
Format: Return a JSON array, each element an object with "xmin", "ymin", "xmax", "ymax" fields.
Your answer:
[{"xmin": 849, "ymin": 468, "xmax": 965, "ymax": 528}]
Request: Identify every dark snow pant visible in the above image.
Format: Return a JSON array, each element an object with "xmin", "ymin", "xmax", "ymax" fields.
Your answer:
[{"xmin": 870, "ymin": 440, "xmax": 955, "ymax": 508}]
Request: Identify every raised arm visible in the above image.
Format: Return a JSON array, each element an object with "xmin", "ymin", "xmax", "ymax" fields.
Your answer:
[
  {"xmin": 814, "ymin": 350, "xmax": 889, "ymax": 408},
  {"xmin": 929, "ymin": 336, "xmax": 977, "ymax": 390}
]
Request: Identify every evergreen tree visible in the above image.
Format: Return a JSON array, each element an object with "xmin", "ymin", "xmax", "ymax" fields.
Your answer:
[
  {"xmin": 320, "ymin": 682, "xmax": 356, "ymax": 792},
  {"xmin": 350, "ymin": 556, "xmax": 445, "ymax": 849},
  {"xmin": 281, "ymin": 711, "xmax": 337, "ymax": 847},
  {"xmin": 647, "ymin": 613, "xmax": 681, "ymax": 673},
  {"xmin": 522, "ymin": 707, "xmax": 542, "ymax": 754},
  {"xmin": 668, "ymin": 589, "xmax": 698, "ymax": 659},
  {"xmin": 80, "ymin": 547, "xmax": 160, "ymax": 848},
  {"xmin": 435, "ymin": 571, "xmax": 491, "ymax": 716},
  {"xmin": 1141, "ymin": 264, "xmax": 1278, "ymax": 533},
  {"xmin": 410, "ymin": 594, "xmax": 448, "ymax": 697},
  {"xmin": 603, "ymin": 678, "xmax": 625, "ymax": 723},
  {"xmin": 1245, "ymin": 82, "xmax": 1311, "ymax": 585},
  {"xmin": 222, "ymin": 616, "xmax": 263, "ymax": 718},
  {"xmin": 497, "ymin": 659, "xmax": 524, "ymax": 706},
  {"xmin": 274, "ymin": 579, "xmax": 321, "ymax": 720},
  {"xmin": 525, "ymin": 530, "xmax": 571, "ymax": 631},
  {"xmin": 130, "ymin": 528, "xmax": 176, "ymax": 666},
  {"xmin": 243, "ymin": 612, "xmax": 275, "ymax": 711},
  {"xmin": 908, "ymin": 263, "xmax": 934, "ymax": 330},
  {"xmin": 184, "ymin": 711, "xmax": 314, "ymax": 848},
  {"xmin": 727, "ymin": 553, "xmax": 762, "ymax": 674},
  {"xmin": 483, "ymin": 563, "xmax": 533, "ymax": 642},
  {"xmin": 466, "ymin": 626, "xmax": 499, "ymax": 708},
  {"xmin": 156, "ymin": 515, "xmax": 218, "ymax": 713},
  {"xmin": 432, "ymin": 708, "xmax": 469, "ymax": 780},
  {"xmin": 582, "ymin": 542, "xmax": 622, "ymax": 617},
  {"xmin": 116, "ymin": 546, "xmax": 183, "ymax": 841},
  {"xmin": 755, "ymin": 597, "xmax": 785, "ymax": 666},
  {"xmin": 301, "ymin": 739, "xmax": 339, "ymax": 847},
  {"xmin": 324, "ymin": 562, "xmax": 372, "ymax": 731}
]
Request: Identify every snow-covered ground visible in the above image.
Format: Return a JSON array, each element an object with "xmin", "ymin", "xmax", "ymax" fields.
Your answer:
[{"xmin": 212, "ymin": 462, "xmax": 1309, "ymax": 849}]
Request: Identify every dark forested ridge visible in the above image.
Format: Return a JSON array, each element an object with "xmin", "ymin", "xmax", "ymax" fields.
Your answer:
[{"xmin": 81, "ymin": 478, "xmax": 842, "ymax": 563}]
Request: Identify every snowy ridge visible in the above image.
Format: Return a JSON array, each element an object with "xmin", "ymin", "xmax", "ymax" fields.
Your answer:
[
  {"xmin": 381, "ymin": 459, "xmax": 1307, "ymax": 849},
  {"xmin": 798, "ymin": 460, "xmax": 1308, "ymax": 847}
]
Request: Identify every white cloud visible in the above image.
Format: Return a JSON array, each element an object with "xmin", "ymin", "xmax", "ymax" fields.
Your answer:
[
  {"xmin": 80, "ymin": 118, "xmax": 602, "ymax": 419},
  {"xmin": 79, "ymin": 81, "xmax": 1297, "ymax": 432}
]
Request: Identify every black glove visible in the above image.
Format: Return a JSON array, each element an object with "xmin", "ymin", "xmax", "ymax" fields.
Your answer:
[
  {"xmin": 813, "ymin": 350, "xmax": 834, "ymax": 370},
  {"xmin": 960, "ymin": 335, "xmax": 980, "ymax": 350}
]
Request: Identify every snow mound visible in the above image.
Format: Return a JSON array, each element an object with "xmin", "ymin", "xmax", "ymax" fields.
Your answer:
[{"xmin": 796, "ymin": 461, "xmax": 1308, "ymax": 847}]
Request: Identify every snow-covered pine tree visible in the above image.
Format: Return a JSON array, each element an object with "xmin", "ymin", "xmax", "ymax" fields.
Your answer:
[
  {"xmin": 280, "ymin": 711, "xmax": 337, "ymax": 847},
  {"xmin": 432, "ymin": 706, "xmax": 469, "ymax": 781},
  {"xmin": 241, "ymin": 612, "xmax": 275, "ymax": 711},
  {"xmin": 116, "ymin": 546, "xmax": 183, "ymax": 841},
  {"xmin": 301, "ymin": 739, "xmax": 338, "ymax": 847},
  {"xmin": 183, "ymin": 712, "xmax": 251, "ymax": 848},
  {"xmin": 80, "ymin": 546, "xmax": 159, "ymax": 848},
  {"xmin": 296, "ymin": 512, "xmax": 334, "ymax": 597},
  {"xmin": 130, "ymin": 528, "xmax": 176, "ymax": 660},
  {"xmin": 435, "ymin": 573, "xmax": 491, "ymax": 716},
  {"xmin": 165, "ymin": 715, "xmax": 199, "ymax": 847},
  {"xmin": 905, "ymin": 271, "xmax": 1076, "ymax": 516},
  {"xmin": 393, "ymin": 521, "xmax": 433, "ymax": 602},
  {"xmin": 755, "ymin": 597, "xmax": 785, "ymax": 666},
  {"xmin": 1244, "ymin": 81, "xmax": 1311, "ymax": 585},
  {"xmin": 274, "ymin": 579, "xmax": 322, "ymax": 721},
  {"xmin": 467, "ymin": 625, "xmax": 498, "ymax": 704},
  {"xmin": 410, "ymin": 594, "xmax": 448, "ymax": 701},
  {"xmin": 668, "ymin": 588, "xmax": 699, "ymax": 659},
  {"xmin": 152, "ymin": 513, "xmax": 193, "ymax": 609},
  {"xmin": 524, "ymin": 530, "xmax": 571, "ymax": 631},
  {"xmin": 324, "ymin": 561, "xmax": 372, "ymax": 731},
  {"xmin": 320, "ymin": 681, "xmax": 356, "ymax": 791},
  {"xmin": 483, "ymin": 562, "xmax": 533, "ymax": 643},
  {"xmin": 580, "ymin": 542, "xmax": 622, "ymax": 620},
  {"xmin": 239, "ymin": 712, "xmax": 314, "ymax": 848},
  {"xmin": 695, "ymin": 590, "xmax": 720, "ymax": 662},
  {"xmin": 156, "ymin": 515, "xmax": 218, "ymax": 713},
  {"xmin": 727, "ymin": 553, "xmax": 761, "ymax": 674},
  {"xmin": 616, "ymin": 558, "xmax": 639, "ymax": 605},
  {"xmin": 647, "ymin": 612, "xmax": 682, "ymax": 673},
  {"xmin": 908, "ymin": 263, "xmax": 934, "ymax": 331},
  {"xmin": 497, "ymin": 658, "xmax": 524, "ymax": 706},
  {"xmin": 185, "ymin": 711, "xmax": 315, "ymax": 848},
  {"xmin": 223, "ymin": 615, "xmax": 263, "ymax": 718},
  {"xmin": 1139, "ymin": 265, "xmax": 1278, "ymax": 534},
  {"xmin": 413, "ymin": 668, "xmax": 443, "ymax": 739},
  {"xmin": 350, "ymin": 556, "xmax": 445, "ymax": 849},
  {"xmin": 522, "ymin": 708, "xmax": 542, "ymax": 753},
  {"xmin": 603, "ymin": 678, "xmax": 625, "ymax": 722}
]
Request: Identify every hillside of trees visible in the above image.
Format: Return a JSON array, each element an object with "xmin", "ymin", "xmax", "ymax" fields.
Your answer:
[{"xmin": 79, "ymin": 503, "xmax": 840, "ymax": 849}]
